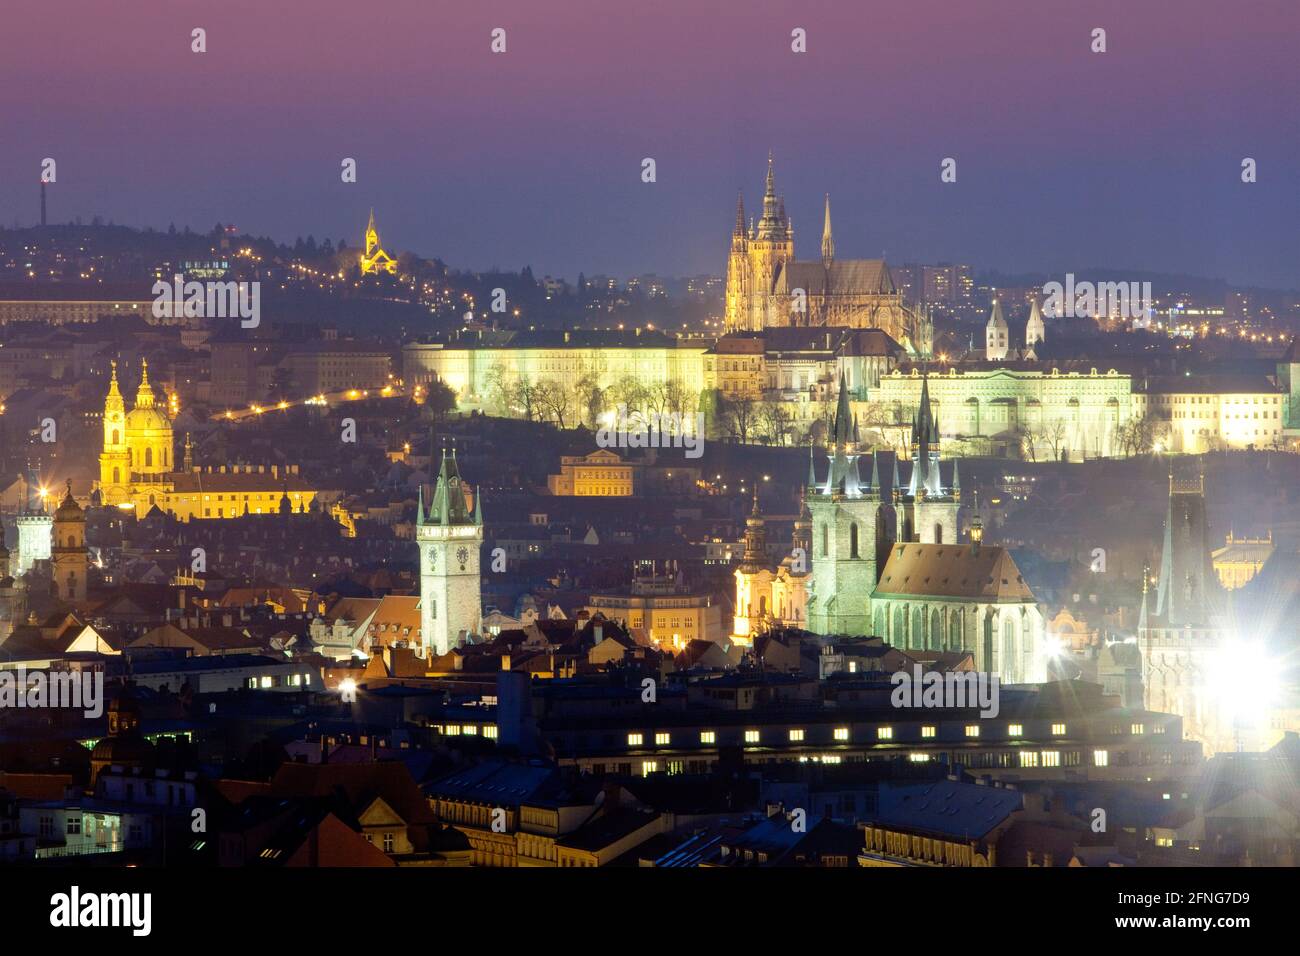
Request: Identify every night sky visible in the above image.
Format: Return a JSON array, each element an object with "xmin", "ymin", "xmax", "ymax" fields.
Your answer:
[{"xmin": 3, "ymin": 0, "xmax": 1297, "ymax": 286}]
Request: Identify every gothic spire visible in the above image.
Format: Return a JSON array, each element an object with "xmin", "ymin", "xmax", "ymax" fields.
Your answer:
[
  {"xmin": 830, "ymin": 373, "xmax": 853, "ymax": 447},
  {"xmin": 734, "ymin": 191, "xmax": 746, "ymax": 238},
  {"xmin": 821, "ymin": 193, "xmax": 835, "ymax": 268}
]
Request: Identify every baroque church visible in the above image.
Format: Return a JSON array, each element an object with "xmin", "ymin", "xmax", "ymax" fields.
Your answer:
[
  {"xmin": 96, "ymin": 359, "xmax": 318, "ymax": 520},
  {"xmin": 730, "ymin": 491, "xmax": 811, "ymax": 645},
  {"xmin": 794, "ymin": 374, "xmax": 1047, "ymax": 682},
  {"xmin": 724, "ymin": 154, "xmax": 932, "ymax": 357}
]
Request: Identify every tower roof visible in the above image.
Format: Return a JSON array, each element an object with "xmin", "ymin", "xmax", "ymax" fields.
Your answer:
[
  {"xmin": 987, "ymin": 299, "xmax": 1008, "ymax": 331},
  {"xmin": 821, "ymin": 193, "xmax": 835, "ymax": 265},
  {"xmin": 427, "ymin": 447, "xmax": 474, "ymax": 526},
  {"xmin": 830, "ymin": 373, "xmax": 853, "ymax": 447},
  {"xmin": 134, "ymin": 358, "xmax": 156, "ymax": 410}
]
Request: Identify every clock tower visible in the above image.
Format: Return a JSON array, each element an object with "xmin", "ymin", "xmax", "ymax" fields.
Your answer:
[{"xmin": 417, "ymin": 448, "xmax": 483, "ymax": 657}]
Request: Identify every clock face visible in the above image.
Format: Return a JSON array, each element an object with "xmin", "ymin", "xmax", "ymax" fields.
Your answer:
[
  {"xmin": 426, "ymin": 547, "xmax": 437, "ymax": 569},
  {"xmin": 456, "ymin": 546, "xmax": 469, "ymax": 569}
]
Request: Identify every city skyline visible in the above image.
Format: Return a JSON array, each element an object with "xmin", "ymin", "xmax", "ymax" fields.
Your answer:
[{"xmin": 2, "ymin": 0, "xmax": 1297, "ymax": 287}]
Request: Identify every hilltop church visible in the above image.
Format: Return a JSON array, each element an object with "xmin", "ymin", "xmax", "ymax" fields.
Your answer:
[
  {"xmin": 724, "ymin": 154, "xmax": 932, "ymax": 357},
  {"xmin": 795, "ymin": 374, "xmax": 1047, "ymax": 681}
]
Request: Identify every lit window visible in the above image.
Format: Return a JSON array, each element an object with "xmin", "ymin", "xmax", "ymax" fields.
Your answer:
[
  {"xmin": 627, "ymin": 733, "xmax": 643, "ymax": 747},
  {"xmin": 641, "ymin": 760, "xmax": 658, "ymax": 776},
  {"xmin": 744, "ymin": 730, "xmax": 760, "ymax": 744},
  {"xmin": 1019, "ymin": 751, "xmax": 1039, "ymax": 767},
  {"xmin": 655, "ymin": 732, "xmax": 670, "ymax": 746},
  {"xmin": 1094, "ymin": 750, "xmax": 1109, "ymax": 767},
  {"xmin": 877, "ymin": 727, "xmax": 893, "ymax": 740},
  {"xmin": 1008, "ymin": 723, "xmax": 1023, "ymax": 737},
  {"xmin": 483, "ymin": 726, "xmax": 498, "ymax": 739},
  {"xmin": 260, "ymin": 676, "xmax": 272, "ymax": 689},
  {"xmin": 444, "ymin": 725, "xmax": 460, "ymax": 736},
  {"xmin": 908, "ymin": 753, "xmax": 930, "ymax": 762},
  {"xmin": 700, "ymin": 731, "xmax": 715, "ymax": 744},
  {"xmin": 1042, "ymin": 751, "xmax": 1061, "ymax": 767},
  {"xmin": 921, "ymin": 725, "xmax": 936, "ymax": 739},
  {"xmin": 788, "ymin": 729, "xmax": 804, "ymax": 742},
  {"xmin": 1051, "ymin": 723, "xmax": 1066, "ymax": 735},
  {"xmin": 1131, "ymin": 723, "xmax": 1145, "ymax": 735},
  {"xmin": 965, "ymin": 725, "xmax": 980, "ymax": 738},
  {"xmin": 834, "ymin": 727, "xmax": 850, "ymax": 741}
]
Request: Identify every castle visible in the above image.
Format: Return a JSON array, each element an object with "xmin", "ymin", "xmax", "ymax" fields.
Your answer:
[
  {"xmin": 96, "ymin": 359, "xmax": 318, "ymax": 520},
  {"xmin": 724, "ymin": 155, "xmax": 931, "ymax": 356}
]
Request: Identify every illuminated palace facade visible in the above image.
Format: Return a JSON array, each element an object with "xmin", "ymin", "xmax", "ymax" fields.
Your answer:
[
  {"xmin": 96, "ymin": 360, "xmax": 318, "ymax": 520},
  {"xmin": 724, "ymin": 155, "xmax": 931, "ymax": 357},
  {"xmin": 875, "ymin": 366, "xmax": 1133, "ymax": 461}
]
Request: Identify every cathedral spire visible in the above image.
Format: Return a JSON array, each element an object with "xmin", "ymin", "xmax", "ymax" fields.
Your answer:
[
  {"xmin": 821, "ymin": 193, "xmax": 835, "ymax": 268},
  {"xmin": 830, "ymin": 372, "xmax": 853, "ymax": 448},
  {"xmin": 734, "ymin": 191, "xmax": 746, "ymax": 239},
  {"xmin": 806, "ymin": 445, "xmax": 817, "ymax": 491}
]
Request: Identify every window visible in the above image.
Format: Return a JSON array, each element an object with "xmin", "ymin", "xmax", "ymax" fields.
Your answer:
[
  {"xmin": 1131, "ymin": 723, "xmax": 1145, "ymax": 735},
  {"xmin": 1051, "ymin": 722, "xmax": 1066, "ymax": 735},
  {"xmin": 700, "ymin": 731, "xmax": 715, "ymax": 744},
  {"xmin": 654, "ymin": 732, "xmax": 670, "ymax": 746},
  {"xmin": 1094, "ymin": 750, "xmax": 1109, "ymax": 767},
  {"xmin": 877, "ymin": 727, "xmax": 893, "ymax": 740},
  {"xmin": 921, "ymin": 725, "xmax": 936, "ymax": 739},
  {"xmin": 66, "ymin": 817, "xmax": 81, "ymax": 835},
  {"xmin": 382, "ymin": 833, "xmax": 394, "ymax": 853},
  {"xmin": 641, "ymin": 760, "xmax": 658, "ymax": 776},
  {"xmin": 1008, "ymin": 723, "xmax": 1023, "ymax": 737},
  {"xmin": 789, "ymin": 729, "xmax": 805, "ymax": 742},
  {"xmin": 627, "ymin": 733, "xmax": 643, "ymax": 747},
  {"xmin": 1042, "ymin": 751, "xmax": 1061, "ymax": 767},
  {"xmin": 1019, "ymin": 751, "xmax": 1039, "ymax": 768},
  {"xmin": 965, "ymin": 725, "xmax": 980, "ymax": 738},
  {"xmin": 834, "ymin": 727, "xmax": 850, "ymax": 741},
  {"xmin": 744, "ymin": 730, "xmax": 760, "ymax": 744}
]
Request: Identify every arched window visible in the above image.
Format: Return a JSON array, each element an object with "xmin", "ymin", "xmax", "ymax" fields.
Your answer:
[
  {"xmin": 912, "ymin": 606, "xmax": 924, "ymax": 650},
  {"xmin": 850, "ymin": 523, "xmax": 859, "ymax": 559},
  {"xmin": 1002, "ymin": 619, "xmax": 1017, "ymax": 682},
  {"xmin": 934, "ymin": 522, "xmax": 943, "ymax": 544},
  {"xmin": 892, "ymin": 606, "xmax": 905, "ymax": 644},
  {"xmin": 145, "ymin": 447, "xmax": 153, "ymax": 467},
  {"xmin": 111, "ymin": 429, "xmax": 119, "ymax": 445},
  {"xmin": 930, "ymin": 609, "xmax": 942, "ymax": 650},
  {"xmin": 112, "ymin": 467, "xmax": 120, "ymax": 484},
  {"xmin": 821, "ymin": 524, "xmax": 828, "ymax": 557},
  {"xmin": 949, "ymin": 609, "xmax": 963, "ymax": 650},
  {"xmin": 873, "ymin": 607, "xmax": 885, "ymax": 638}
]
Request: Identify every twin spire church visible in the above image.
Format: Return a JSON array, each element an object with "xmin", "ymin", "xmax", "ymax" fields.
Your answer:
[{"xmin": 736, "ymin": 375, "xmax": 1048, "ymax": 682}]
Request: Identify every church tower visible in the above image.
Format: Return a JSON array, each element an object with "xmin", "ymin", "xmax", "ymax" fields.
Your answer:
[
  {"xmin": 820, "ymin": 194, "xmax": 835, "ymax": 270},
  {"xmin": 1024, "ymin": 298, "xmax": 1046, "ymax": 358},
  {"xmin": 985, "ymin": 299, "xmax": 1009, "ymax": 360},
  {"xmin": 417, "ymin": 448, "xmax": 483, "ymax": 657},
  {"xmin": 52, "ymin": 480, "xmax": 87, "ymax": 603},
  {"xmin": 897, "ymin": 374, "xmax": 960, "ymax": 544},
  {"xmin": 724, "ymin": 192, "xmax": 752, "ymax": 331},
  {"xmin": 725, "ymin": 154, "xmax": 794, "ymax": 331},
  {"xmin": 99, "ymin": 361, "xmax": 130, "ymax": 504},
  {"xmin": 360, "ymin": 209, "xmax": 397, "ymax": 275},
  {"xmin": 732, "ymin": 489, "xmax": 771, "ymax": 641},
  {"xmin": 806, "ymin": 375, "xmax": 887, "ymax": 636}
]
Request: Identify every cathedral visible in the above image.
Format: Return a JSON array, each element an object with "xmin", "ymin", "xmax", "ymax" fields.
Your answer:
[
  {"xmin": 799, "ymin": 374, "xmax": 1047, "ymax": 681},
  {"xmin": 359, "ymin": 209, "xmax": 396, "ymax": 276},
  {"xmin": 417, "ymin": 447, "xmax": 484, "ymax": 657},
  {"xmin": 724, "ymin": 155, "xmax": 931, "ymax": 357},
  {"xmin": 96, "ymin": 359, "xmax": 318, "ymax": 520}
]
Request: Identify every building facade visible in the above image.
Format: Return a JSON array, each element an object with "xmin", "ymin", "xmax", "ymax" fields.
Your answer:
[{"xmin": 417, "ymin": 450, "xmax": 484, "ymax": 657}]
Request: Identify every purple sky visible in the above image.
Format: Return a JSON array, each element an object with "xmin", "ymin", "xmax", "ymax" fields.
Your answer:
[{"xmin": 3, "ymin": 0, "xmax": 1297, "ymax": 286}]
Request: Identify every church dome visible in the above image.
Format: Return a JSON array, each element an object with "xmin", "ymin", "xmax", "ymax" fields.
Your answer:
[{"xmin": 125, "ymin": 405, "xmax": 172, "ymax": 432}]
